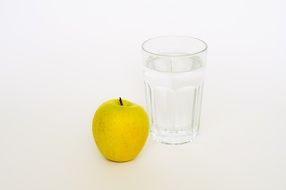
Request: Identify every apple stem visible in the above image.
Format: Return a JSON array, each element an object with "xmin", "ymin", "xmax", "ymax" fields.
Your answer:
[{"xmin": 119, "ymin": 97, "xmax": 123, "ymax": 106}]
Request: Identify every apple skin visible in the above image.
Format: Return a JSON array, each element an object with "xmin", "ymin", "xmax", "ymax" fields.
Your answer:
[{"xmin": 92, "ymin": 98, "xmax": 149, "ymax": 162}]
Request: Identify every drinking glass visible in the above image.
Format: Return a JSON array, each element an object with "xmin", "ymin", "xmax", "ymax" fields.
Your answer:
[{"xmin": 142, "ymin": 36, "xmax": 207, "ymax": 144}]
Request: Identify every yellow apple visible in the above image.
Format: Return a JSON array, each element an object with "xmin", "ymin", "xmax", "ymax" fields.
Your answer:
[{"xmin": 92, "ymin": 98, "xmax": 149, "ymax": 162}]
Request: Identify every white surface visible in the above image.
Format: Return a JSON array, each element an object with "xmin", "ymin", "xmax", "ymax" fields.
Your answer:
[{"xmin": 1, "ymin": 0, "xmax": 286, "ymax": 189}]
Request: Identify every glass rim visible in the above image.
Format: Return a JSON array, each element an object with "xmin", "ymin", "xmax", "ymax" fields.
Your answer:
[{"xmin": 141, "ymin": 35, "xmax": 208, "ymax": 57}]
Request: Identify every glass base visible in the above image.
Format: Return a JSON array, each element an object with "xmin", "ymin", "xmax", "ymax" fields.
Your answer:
[{"xmin": 151, "ymin": 128, "xmax": 197, "ymax": 145}]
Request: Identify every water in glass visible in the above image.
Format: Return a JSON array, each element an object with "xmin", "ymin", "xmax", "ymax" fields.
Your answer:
[{"xmin": 144, "ymin": 55, "xmax": 205, "ymax": 144}]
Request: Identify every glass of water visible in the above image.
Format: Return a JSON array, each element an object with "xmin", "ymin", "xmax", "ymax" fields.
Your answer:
[{"xmin": 142, "ymin": 36, "xmax": 207, "ymax": 144}]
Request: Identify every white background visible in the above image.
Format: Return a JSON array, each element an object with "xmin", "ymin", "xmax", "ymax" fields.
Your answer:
[{"xmin": 1, "ymin": 0, "xmax": 286, "ymax": 189}]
